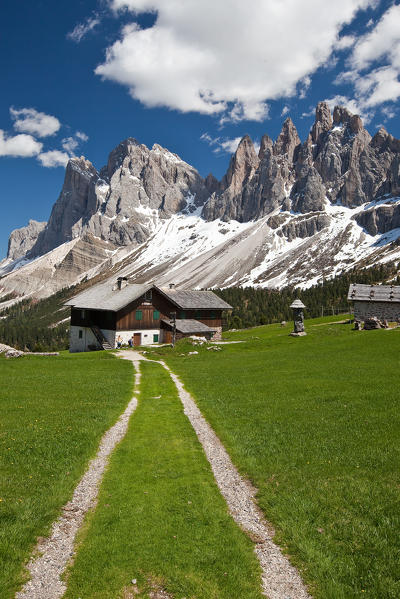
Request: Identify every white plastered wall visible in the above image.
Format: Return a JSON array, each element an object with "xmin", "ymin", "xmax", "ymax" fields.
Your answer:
[
  {"xmin": 69, "ymin": 326, "xmax": 116, "ymax": 353},
  {"xmin": 69, "ymin": 326, "xmax": 161, "ymax": 352},
  {"xmin": 116, "ymin": 329, "xmax": 160, "ymax": 346}
]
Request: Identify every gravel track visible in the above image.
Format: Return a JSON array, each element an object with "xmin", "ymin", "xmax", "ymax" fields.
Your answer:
[
  {"xmin": 15, "ymin": 350, "xmax": 311, "ymax": 599},
  {"xmin": 15, "ymin": 361, "xmax": 141, "ymax": 599},
  {"xmin": 151, "ymin": 356, "xmax": 312, "ymax": 599}
]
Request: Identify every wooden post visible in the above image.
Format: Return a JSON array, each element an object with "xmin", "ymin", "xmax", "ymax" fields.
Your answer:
[{"xmin": 170, "ymin": 311, "xmax": 177, "ymax": 347}]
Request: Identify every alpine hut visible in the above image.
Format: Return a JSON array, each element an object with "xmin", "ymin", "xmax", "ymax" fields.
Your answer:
[
  {"xmin": 65, "ymin": 279, "xmax": 232, "ymax": 352},
  {"xmin": 347, "ymin": 283, "xmax": 400, "ymax": 322}
]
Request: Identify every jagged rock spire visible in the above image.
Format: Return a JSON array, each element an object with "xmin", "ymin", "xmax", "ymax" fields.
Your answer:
[
  {"xmin": 258, "ymin": 134, "xmax": 273, "ymax": 160},
  {"xmin": 311, "ymin": 101, "xmax": 332, "ymax": 143},
  {"xmin": 333, "ymin": 106, "xmax": 363, "ymax": 133},
  {"xmin": 222, "ymin": 135, "xmax": 259, "ymax": 193},
  {"xmin": 204, "ymin": 172, "xmax": 220, "ymax": 194},
  {"xmin": 273, "ymin": 118, "xmax": 301, "ymax": 163}
]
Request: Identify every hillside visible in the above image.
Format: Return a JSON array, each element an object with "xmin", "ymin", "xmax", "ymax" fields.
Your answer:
[
  {"xmin": 1, "ymin": 101, "xmax": 400, "ymax": 309},
  {"xmin": 1, "ymin": 262, "xmax": 398, "ymax": 351}
]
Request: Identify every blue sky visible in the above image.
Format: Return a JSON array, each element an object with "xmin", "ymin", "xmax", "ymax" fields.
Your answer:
[{"xmin": 1, "ymin": 0, "xmax": 400, "ymax": 258}]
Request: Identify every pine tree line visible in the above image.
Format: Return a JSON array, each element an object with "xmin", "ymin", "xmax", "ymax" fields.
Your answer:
[
  {"xmin": 0, "ymin": 262, "xmax": 399, "ymax": 349},
  {"xmin": 216, "ymin": 262, "xmax": 400, "ymax": 330}
]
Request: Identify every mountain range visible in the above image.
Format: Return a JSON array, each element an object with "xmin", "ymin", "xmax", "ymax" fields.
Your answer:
[{"xmin": 1, "ymin": 101, "xmax": 400, "ymax": 308}]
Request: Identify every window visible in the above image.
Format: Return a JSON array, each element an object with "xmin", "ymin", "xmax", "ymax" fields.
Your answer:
[
  {"xmin": 195, "ymin": 310, "xmax": 202, "ymax": 319},
  {"xmin": 79, "ymin": 330, "xmax": 83, "ymax": 339},
  {"xmin": 81, "ymin": 309, "xmax": 86, "ymax": 320},
  {"xmin": 179, "ymin": 311, "xmax": 186, "ymax": 319},
  {"xmin": 135, "ymin": 310, "xmax": 142, "ymax": 321},
  {"xmin": 153, "ymin": 310, "xmax": 160, "ymax": 320},
  {"xmin": 210, "ymin": 311, "xmax": 216, "ymax": 319},
  {"xmin": 144, "ymin": 289, "xmax": 152, "ymax": 302}
]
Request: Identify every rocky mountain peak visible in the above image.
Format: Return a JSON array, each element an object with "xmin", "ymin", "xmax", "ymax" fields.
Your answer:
[
  {"xmin": 370, "ymin": 127, "xmax": 400, "ymax": 153},
  {"xmin": 29, "ymin": 155, "xmax": 100, "ymax": 257},
  {"xmin": 273, "ymin": 118, "xmax": 301, "ymax": 162},
  {"xmin": 69, "ymin": 155, "xmax": 97, "ymax": 174},
  {"xmin": 104, "ymin": 137, "xmax": 143, "ymax": 179},
  {"xmin": 222, "ymin": 135, "xmax": 259, "ymax": 192},
  {"xmin": 311, "ymin": 101, "xmax": 333, "ymax": 142},
  {"xmin": 4, "ymin": 100, "xmax": 400, "ymax": 301},
  {"xmin": 7, "ymin": 219, "xmax": 47, "ymax": 261},
  {"xmin": 204, "ymin": 173, "xmax": 220, "ymax": 194},
  {"xmin": 332, "ymin": 106, "xmax": 364, "ymax": 134},
  {"xmin": 258, "ymin": 134, "xmax": 273, "ymax": 160},
  {"xmin": 370, "ymin": 126, "xmax": 391, "ymax": 150}
]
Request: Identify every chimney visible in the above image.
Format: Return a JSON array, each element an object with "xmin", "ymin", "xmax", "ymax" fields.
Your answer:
[
  {"xmin": 117, "ymin": 277, "xmax": 128, "ymax": 290},
  {"xmin": 169, "ymin": 283, "xmax": 175, "ymax": 289}
]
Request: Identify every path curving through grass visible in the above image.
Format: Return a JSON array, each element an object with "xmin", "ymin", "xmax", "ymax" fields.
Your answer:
[
  {"xmin": 157, "ymin": 356, "xmax": 311, "ymax": 599},
  {"xmin": 14, "ymin": 360, "xmax": 140, "ymax": 599}
]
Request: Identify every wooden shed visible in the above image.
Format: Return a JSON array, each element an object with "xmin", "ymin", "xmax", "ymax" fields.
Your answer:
[
  {"xmin": 347, "ymin": 283, "xmax": 400, "ymax": 321},
  {"xmin": 65, "ymin": 279, "xmax": 231, "ymax": 352}
]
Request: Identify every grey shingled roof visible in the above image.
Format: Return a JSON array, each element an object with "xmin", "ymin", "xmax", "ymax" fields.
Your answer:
[
  {"xmin": 347, "ymin": 283, "xmax": 400, "ymax": 303},
  {"xmin": 290, "ymin": 299, "xmax": 306, "ymax": 309},
  {"xmin": 65, "ymin": 282, "xmax": 152, "ymax": 311},
  {"xmin": 161, "ymin": 318, "xmax": 214, "ymax": 333},
  {"xmin": 157, "ymin": 287, "xmax": 232, "ymax": 310}
]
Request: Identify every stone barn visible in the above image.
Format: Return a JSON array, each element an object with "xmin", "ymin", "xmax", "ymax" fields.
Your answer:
[
  {"xmin": 347, "ymin": 283, "xmax": 400, "ymax": 321},
  {"xmin": 66, "ymin": 278, "xmax": 231, "ymax": 352}
]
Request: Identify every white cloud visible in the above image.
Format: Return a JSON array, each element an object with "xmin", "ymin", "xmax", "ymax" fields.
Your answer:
[
  {"xmin": 62, "ymin": 131, "xmax": 89, "ymax": 154},
  {"xmin": 67, "ymin": 15, "xmax": 100, "ymax": 43},
  {"xmin": 354, "ymin": 66, "xmax": 400, "ymax": 107},
  {"xmin": 350, "ymin": 4, "xmax": 400, "ymax": 72},
  {"xmin": 76, "ymin": 131, "xmax": 89, "ymax": 142},
  {"xmin": 61, "ymin": 136, "xmax": 79, "ymax": 153},
  {"xmin": 37, "ymin": 150, "xmax": 70, "ymax": 168},
  {"xmin": 2, "ymin": 108, "xmax": 87, "ymax": 168},
  {"xmin": 301, "ymin": 107, "xmax": 315, "ymax": 118},
  {"xmin": 201, "ymin": 133, "xmax": 244, "ymax": 154},
  {"xmin": 334, "ymin": 35, "xmax": 356, "ymax": 50},
  {"xmin": 322, "ymin": 94, "xmax": 372, "ymax": 122},
  {"xmin": 111, "ymin": 0, "xmax": 157, "ymax": 11},
  {"xmin": 97, "ymin": 0, "xmax": 374, "ymax": 123},
  {"xmin": 381, "ymin": 105, "xmax": 397, "ymax": 120},
  {"xmin": 336, "ymin": 5, "xmax": 400, "ymax": 111},
  {"xmin": 0, "ymin": 130, "xmax": 43, "ymax": 157},
  {"xmin": 281, "ymin": 106, "xmax": 290, "ymax": 117},
  {"xmin": 10, "ymin": 107, "xmax": 60, "ymax": 137}
]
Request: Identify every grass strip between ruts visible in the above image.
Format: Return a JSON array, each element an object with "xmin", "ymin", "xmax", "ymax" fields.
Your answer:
[
  {"xmin": 0, "ymin": 351, "xmax": 133, "ymax": 599},
  {"xmin": 158, "ymin": 319, "xmax": 400, "ymax": 599},
  {"xmin": 64, "ymin": 360, "xmax": 264, "ymax": 599}
]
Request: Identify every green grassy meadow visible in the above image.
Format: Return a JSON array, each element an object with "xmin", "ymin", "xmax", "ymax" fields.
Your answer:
[
  {"xmin": 143, "ymin": 319, "xmax": 400, "ymax": 599},
  {"xmin": 64, "ymin": 360, "xmax": 263, "ymax": 599},
  {"xmin": 0, "ymin": 351, "xmax": 133, "ymax": 598},
  {"xmin": 2, "ymin": 318, "xmax": 400, "ymax": 599}
]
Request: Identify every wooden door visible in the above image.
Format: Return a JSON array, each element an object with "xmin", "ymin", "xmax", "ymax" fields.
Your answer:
[
  {"xmin": 133, "ymin": 333, "xmax": 141, "ymax": 346},
  {"xmin": 164, "ymin": 331, "xmax": 172, "ymax": 344}
]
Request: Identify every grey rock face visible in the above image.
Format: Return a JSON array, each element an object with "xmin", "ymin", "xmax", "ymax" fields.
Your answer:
[
  {"xmin": 203, "ymin": 102, "xmax": 400, "ymax": 225},
  {"xmin": 202, "ymin": 135, "xmax": 260, "ymax": 221},
  {"xmin": 31, "ymin": 157, "xmax": 100, "ymax": 256},
  {"xmin": 273, "ymin": 118, "xmax": 301, "ymax": 163},
  {"xmin": 7, "ymin": 220, "xmax": 47, "ymax": 260},
  {"xmin": 354, "ymin": 204, "xmax": 400, "ymax": 236},
  {"xmin": 278, "ymin": 213, "xmax": 330, "ymax": 241},
  {"xmin": 5, "ymin": 102, "xmax": 400, "ymax": 284},
  {"xmin": 290, "ymin": 167, "xmax": 326, "ymax": 213},
  {"xmin": 29, "ymin": 140, "xmax": 210, "ymax": 256},
  {"xmin": 311, "ymin": 101, "xmax": 333, "ymax": 143}
]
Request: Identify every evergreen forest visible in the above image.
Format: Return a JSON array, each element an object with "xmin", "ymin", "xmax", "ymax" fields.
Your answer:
[{"xmin": 0, "ymin": 262, "xmax": 399, "ymax": 350}]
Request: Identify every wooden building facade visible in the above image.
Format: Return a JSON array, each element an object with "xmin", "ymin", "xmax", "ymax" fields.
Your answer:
[
  {"xmin": 348, "ymin": 283, "xmax": 400, "ymax": 321},
  {"xmin": 66, "ymin": 279, "xmax": 231, "ymax": 352}
]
